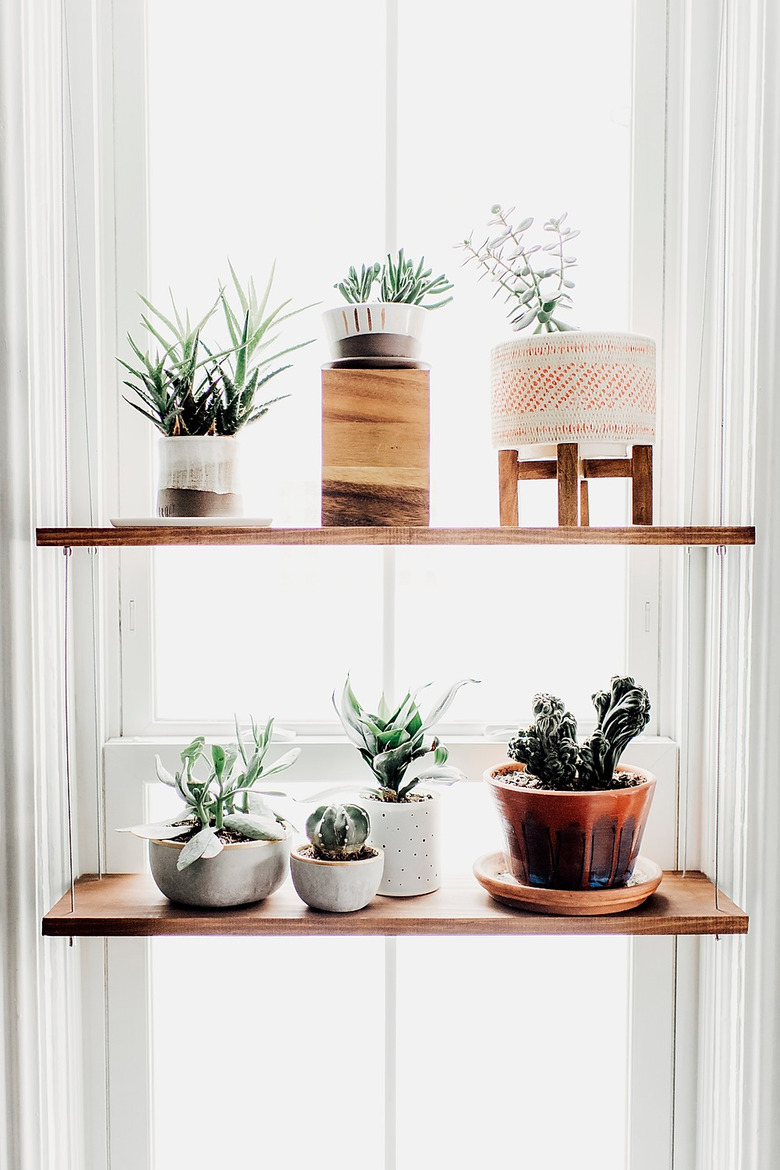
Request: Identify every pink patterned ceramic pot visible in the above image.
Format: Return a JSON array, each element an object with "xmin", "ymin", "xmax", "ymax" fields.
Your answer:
[{"xmin": 490, "ymin": 331, "xmax": 656, "ymax": 449}]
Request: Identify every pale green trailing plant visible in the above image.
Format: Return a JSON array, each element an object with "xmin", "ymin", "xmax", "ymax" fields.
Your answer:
[
  {"xmin": 335, "ymin": 249, "xmax": 453, "ymax": 309},
  {"xmin": 334, "ymin": 676, "xmax": 477, "ymax": 802},
  {"xmin": 305, "ymin": 803, "xmax": 371, "ymax": 860},
  {"xmin": 507, "ymin": 676, "xmax": 651, "ymax": 791},
  {"xmin": 120, "ymin": 717, "xmax": 300, "ymax": 870},
  {"xmin": 459, "ymin": 205, "xmax": 580, "ymax": 333},
  {"xmin": 120, "ymin": 264, "xmax": 314, "ymax": 436}
]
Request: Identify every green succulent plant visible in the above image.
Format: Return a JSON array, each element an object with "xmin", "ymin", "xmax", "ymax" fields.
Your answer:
[
  {"xmin": 334, "ymin": 249, "xmax": 453, "ymax": 309},
  {"xmin": 120, "ymin": 717, "xmax": 300, "ymax": 870},
  {"xmin": 306, "ymin": 803, "xmax": 371, "ymax": 860},
  {"xmin": 120, "ymin": 265, "xmax": 313, "ymax": 436},
  {"xmin": 334, "ymin": 675, "xmax": 476, "ymax": 802},
  {"xmin": 507, "ymin": 677, "xmax": 651, "ymax": 791},
  {"xmin": 459, "ymin": 205, "xmax": 580, "ymax": 333}
]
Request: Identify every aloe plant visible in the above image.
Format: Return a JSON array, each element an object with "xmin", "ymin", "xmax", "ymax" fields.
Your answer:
[
  {"xmin": 334, "ymin": 249, "xmax": 453, "ymax": 309},
  {"xmin": 507, "ymin": 676, "xmax": 651, "ymax": 791},
  {"xmin": 335, "ymin": 676, "xmax": 476, "ymax": 801},
  {"xmin": 120, "ymin": 717, "xmax": 300, "ymax": 870},
  {"xmin": 306, "ymin": 803, "xmax": 371, "ymax": 860},
  {"xmin": 459, "ymin": 205, "xmax": 580, "ymax": 333},
  {"xmin": 120, "ymin": 265, "xmax": 313, "ymax": 436}
]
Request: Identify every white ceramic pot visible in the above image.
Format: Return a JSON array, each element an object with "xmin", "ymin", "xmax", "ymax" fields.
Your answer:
[
  {"xmin": 490, "ymin": 331, "xmax": 656, "ymax": 449},
  {"xmin": 359, "ymin": 791, "xmax": 442, "ymax": 897},
  {"xmin": 322, "ymin": 302, "xmax": 428, "ymax": 361},
  {"xmin": 148, "ymin": 833, "xmax": 289, "ymax": 908},
  {"xmin": 156, "ymin": 435, "xmax": 243, "ymax": 518},
  {"xmin": 289, "ymin": 846, "xmax": 384, "ymax": 912}
]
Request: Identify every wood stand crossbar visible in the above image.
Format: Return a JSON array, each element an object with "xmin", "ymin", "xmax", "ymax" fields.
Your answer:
[{"xmin": 498, "ymin": 443, "xmax": 654, "ymax": 527}]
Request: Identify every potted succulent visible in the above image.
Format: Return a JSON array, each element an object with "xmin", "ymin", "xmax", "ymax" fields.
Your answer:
[
  {"xmin": 120, "ymin": 264, "xmax": 312, "ymax": 518},
  {"xmin": 119, "ymin": 717, "xmax": 300, "ymax": 908},
  {"xmin": 484, "ymin": 677, "xmax": 655, "ymax": 891},
  {"xmin": 322, "ymin": 248, "xmax": 453, "ymax": 364},
  {"xmin": 289, "ymin": 802, "xmax": 384, "ymax": 913},
  {"xmin": 459, "ymin": 206, "xmax": 656, "ymax": 453},
  {"xmin": 333, "ymin": 675, "xmax": 475, "ymax": 896}
]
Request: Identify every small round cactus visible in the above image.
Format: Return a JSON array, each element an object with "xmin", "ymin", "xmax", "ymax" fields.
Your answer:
[{"xmin": 306, "ymin": 803, "xmax": 371, "ymax": 860}]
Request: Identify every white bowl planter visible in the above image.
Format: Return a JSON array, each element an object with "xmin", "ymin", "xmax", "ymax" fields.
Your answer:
[
  {"xmin": 322, "ymin": 302, "xmax": 428, "ymax": 362},
  {"xmin": 148, "ymin": 833, "xmax": 289, "ymax": 908},
  {"xmin": 289, "ymin": 845, "xmax": 384, "ymax": 913},
  {"xmin": 156, "ymin": 435, "xmax": 243, "ymax": 518},
  {"xmin": 359, "ymin": 791, "xmax": 442, "ymax": 897},
  {"xmin": 490, "ymin": 332, "xmax": 656, "ymax": 450}
]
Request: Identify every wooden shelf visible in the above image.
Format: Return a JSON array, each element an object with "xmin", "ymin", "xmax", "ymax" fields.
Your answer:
[
  {"xmin": 36, "ymin": 525, "xmax": 756, "ymax": 548},
  {"xmin": 42, "ymin": 871, "xmax": 748, "ymax": 938}
]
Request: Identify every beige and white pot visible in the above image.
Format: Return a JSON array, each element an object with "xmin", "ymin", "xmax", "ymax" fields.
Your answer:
[
  {"xmin": 322, "ymin": 302, "xmax": 428, "ymax": 362},
  {"xmin": 490, "ymin": 331, "xmax": 656, "ymax": 451},
  {"xmin": 156, "ymin": 435, "xmax": 243, "ymax": 518},
  {"xmin": 289, "ymin": 845, "xmax": 384, "ymax": 913},
  {"xmin": 359, "ymin": 791, "xmax": 442, "ymax": 897},
  {"xmin": 148, "ymin": 832, "xmax": 289, "ymax": 908}
]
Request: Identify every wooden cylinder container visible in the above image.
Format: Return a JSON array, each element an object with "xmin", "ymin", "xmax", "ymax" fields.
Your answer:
[{"xmin": 321, "ymin": 366, "xmax": 430, "ymax": 526}]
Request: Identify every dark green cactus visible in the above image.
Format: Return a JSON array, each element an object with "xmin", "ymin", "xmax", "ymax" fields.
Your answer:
[
  {"xmin": 578, "ymin": 676, "xmax": 652, "ymax": 789},
  {"xmin": 306, "ymin": 803, "xmax": 371, "ymax": 861},
  {"xmin": 507, "ymin": 693, "xmax": 580, "ymax": 788}
]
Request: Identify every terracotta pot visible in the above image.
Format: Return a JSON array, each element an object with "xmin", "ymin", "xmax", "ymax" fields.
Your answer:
[
  {"xmin": 490, "ymin": 331, "xmax": 656, "ymax": 450},
  {"xmin": 148, "ymin": 832, "xmax": 289, "ymax": 907},
  {"xmin": 483, "ymin": 761, "xmax": 656, "ymax": 891},
  {"xmin": 289, "ymin": 845, "xmax": 384, "ymax": 912}
]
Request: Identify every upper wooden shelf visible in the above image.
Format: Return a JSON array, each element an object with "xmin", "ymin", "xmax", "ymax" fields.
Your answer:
[
  {"xmin": 36, "ymin": 525, "xmax": 756, "ymax": 548},
  {"xmin": 42, "ymin": 871, "xmax": 748, "ymax": 939}
]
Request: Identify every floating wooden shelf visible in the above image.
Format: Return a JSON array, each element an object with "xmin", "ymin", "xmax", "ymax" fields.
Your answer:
[
  {"xmin": 36, "ymin": 525, "xmax": 756, "ymax": 548},
  {"xmin": 42, "ymin": 871, "xmax": 748, "ymax": 939}
]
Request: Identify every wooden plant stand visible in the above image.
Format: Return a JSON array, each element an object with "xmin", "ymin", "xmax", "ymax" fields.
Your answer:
[
  {"xmin": 321, "ymin": 366, "xmax": 430, "ymax": 526},
  {"xmin": 498, "ymin": 442, "xmax": 654, "ymax": 527}
]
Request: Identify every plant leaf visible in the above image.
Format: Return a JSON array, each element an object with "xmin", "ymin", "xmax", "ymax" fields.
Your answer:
[{"xmin": 177, "ymin": 827, "xmax": 223, "ymax": 870}]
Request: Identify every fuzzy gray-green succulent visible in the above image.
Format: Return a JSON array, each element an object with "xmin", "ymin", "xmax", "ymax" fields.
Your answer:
[
  {"xmin": 507, "ymin": 677, "xmax": 651, "ymax": 791},
  {"xmin": 335, "ymin": 675, "xmax": 476, "ymax": 801},
  {"xmin": 120, "ymin": 717, "xmax": 300, "ymax": 870},
  {"xmin": 306, "ymin": 803, "xmax": 371, "ymax": 860}
]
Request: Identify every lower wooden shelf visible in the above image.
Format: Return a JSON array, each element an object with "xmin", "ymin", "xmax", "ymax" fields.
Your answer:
[{"xmin": 42, "ymin": 871, "xmax": 748, "ymax": 938}]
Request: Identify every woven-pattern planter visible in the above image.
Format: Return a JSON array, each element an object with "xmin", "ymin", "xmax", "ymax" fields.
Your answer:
[{"xmin": 490, "ymin": 332, "xmax": 656, "ymax": 450}]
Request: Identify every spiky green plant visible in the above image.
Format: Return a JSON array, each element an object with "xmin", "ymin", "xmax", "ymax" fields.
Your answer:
[
  {"xmin": 120, "ymin": 266, "xmax": 313, "ymax": 436},
  {"xmin": 120, "ymin": 717, "xmax": 300, "ymax": 870},
  {"xmin": 335, "ymin": 676, "xmax": 476, "ymax": 801},
  {"xmin": 459, "ymin": 205, "xmax": 580, "ymax": 333},
  {"xmin": 507, "ymin": 694, "xmax": 580, "ymax": 789},
  {"xmin": 577, "ymin": 676, "xmax": 652, "ymax": 790},
  {"xmin": 333, "ymin": 249, "xmax": 453, "ymax": 309},
  {"xmin": 306, "ymin": 803, "xmax": 371, "ymax": 860}
]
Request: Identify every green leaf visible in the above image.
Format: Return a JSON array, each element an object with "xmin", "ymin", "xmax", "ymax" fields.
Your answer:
[
  {"xmin": 176, "ymin": 827, "xmax": 223, "ymax": 870},
  {"xmin": 222, "ymin": 813, "xmax": 287, "ymax": 841}
]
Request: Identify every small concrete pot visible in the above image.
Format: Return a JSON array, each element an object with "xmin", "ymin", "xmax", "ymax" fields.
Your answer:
[
  {"xmin": 358, "ymin": 791, "xmax": 442, "ymax": 897},
  {"xmin": 289, "ymin": 846, "xmax": 384, "ymax": 913},
  {"xmin": 148, "ymin": 832, "xmax": 290, "ymax": 908}
]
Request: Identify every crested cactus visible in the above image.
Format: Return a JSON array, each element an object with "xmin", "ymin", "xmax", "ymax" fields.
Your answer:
[
  {"xmin": 507, "ymin": 678, "xmax": 651, "ymax": 791},
  {"xmin": 306, "ymin": 803, "xmax": 371, "ymax": 861},
  {"xmin": 507, "ymin": 693, "xmax": 579, "ymax": 788},
  {"xmin": 578, "ymin": 676, "xmax": 652, "ymax": 790}
]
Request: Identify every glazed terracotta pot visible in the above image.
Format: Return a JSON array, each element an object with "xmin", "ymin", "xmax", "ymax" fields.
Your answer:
[
  {"xmin": 322, "ymin": 302, "xmax": 428, "ymax": 362},
  {"xmin": 289, "ymin": 845, "xmax": 384, "ymax": 913},
  {"xmin": 484, "ymin": 761, "xmax": 656, "ymax": 891},
  {"xmin": 148, "ymin": 832, "xmax": 289, "ymax": 908}
]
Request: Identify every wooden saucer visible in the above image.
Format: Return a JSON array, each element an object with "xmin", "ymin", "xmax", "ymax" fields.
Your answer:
[{"xmin": 473, "ymin": 852, "xmax": 663, "ymax": 916}]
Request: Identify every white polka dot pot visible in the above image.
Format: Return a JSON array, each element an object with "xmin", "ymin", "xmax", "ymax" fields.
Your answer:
[
  {"xmin": 360, "ymin": 791, "xmax": 442, "ymax": 897},
  {"xmin": 490, "ymin": 331, "xmax": 656, "ymax": 449}
]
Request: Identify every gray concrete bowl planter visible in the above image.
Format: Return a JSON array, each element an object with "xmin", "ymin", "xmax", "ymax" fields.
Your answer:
[
  {"xmin": 148, "ymin": 833, "xmax": 290, "ymax": 909},
  {"xmin": 289, "ymin": 845, "xmax": 384, "ymax": 913}
]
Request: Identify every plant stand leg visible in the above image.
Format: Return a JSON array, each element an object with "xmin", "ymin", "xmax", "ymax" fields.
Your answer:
[
  {"xmin": 557, "ymin": 443, "xmax": 579, "ymax": 525},
  {"xmin": 579, "ymin": 477, "xmax": 590, "ymax": 526},
  {"xmin": 498, "ymin": 449, "xmax": 520, "ymax": 525},
  {"xmin": 631, "ymin": 445, "xmax": 654, "ymax": 525}
]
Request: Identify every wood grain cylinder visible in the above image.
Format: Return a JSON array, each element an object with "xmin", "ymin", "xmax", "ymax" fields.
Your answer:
[{"xmin": 321, "ymin": 366, "xmax": 430, "ymax": 526}]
